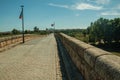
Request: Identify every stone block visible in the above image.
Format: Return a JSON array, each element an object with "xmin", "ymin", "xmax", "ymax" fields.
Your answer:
[
  {"xmin": 59, "ymin": 33, "xmax": 120, "ymax": 80},
  {"xmin": 84, "ymin": 47, "xmax": 111, "ymax": 68},
  {"xmin": 95, "ymin": 55, "xmax": 120, "ymax": 80}
]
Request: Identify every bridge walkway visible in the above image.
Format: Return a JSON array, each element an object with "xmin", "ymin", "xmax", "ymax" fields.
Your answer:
[{"xmin": 0, "ymin": 34, "xmax": 62, "ymax": 80}]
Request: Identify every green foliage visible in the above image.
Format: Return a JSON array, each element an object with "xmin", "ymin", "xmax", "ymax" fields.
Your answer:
[
  {"xmin": 87, "ymin": 18, "xmax": 120, "ymax": 44},
  {"xmin": 12, "ymin": 28, "xmax": 20, "ymax": 34},
  {"xmin": 61, "ymin": 17, "xmax": 120, "ymax": 45},
  {"xmin": 61, "ymin": 29, "xmax": 83, "ymax": 37},
  {"xmin": 60, "ymin": 18, "xmax": 120, "ymax": 56},
  {"xmin": 112, "ymin": 18, "xmax": 120, "ymax": 42},
  {"xmin": 0, "ymin": 32, "xmax": 12, "ymax": 37},
  {"xmin": 33, "ymin": 26, "xmax": 39, "ymax": 32},
  {"xmin": 61, "ymin": 29, "xmax": 89, "ymax": 42},
  {"xmin": 32, "ymin": 26, "xmax": 49, "ymax": 35}
]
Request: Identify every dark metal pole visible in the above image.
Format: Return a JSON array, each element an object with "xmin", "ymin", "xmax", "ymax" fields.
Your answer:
[
  {"xmin": 21, "ymin": 5, "xmax": 25, "ymax": 43},
  {"xmin": 54, "ymin": 23, "xmax": 55, "ymax": 34}
]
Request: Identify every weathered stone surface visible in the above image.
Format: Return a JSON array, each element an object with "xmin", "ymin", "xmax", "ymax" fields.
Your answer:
[
  {"xmin": 95, "ymin": 55, "xmax": 120, "ymax": 80},
  {"xmin": 0, "ymin": 34, "xmax": 61, "ymax": 80},
  {"xmin": 84, "ymin": 48, "xmax": 111, "ymax": 68},
  {"xmin": 59, "ymin": 33, "xmax": 120, "ymax": 80}
]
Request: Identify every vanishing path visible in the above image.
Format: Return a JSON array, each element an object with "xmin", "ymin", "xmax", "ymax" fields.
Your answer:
[{"xmin": 0, "ymin": 34, "xmax": 61, "ymax": 80}]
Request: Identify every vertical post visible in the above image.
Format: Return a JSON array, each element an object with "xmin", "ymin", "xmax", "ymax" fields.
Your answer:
[
  {"xmin": 53, "ymin": 22, "xmax": 55, "ymax": 34},
  {"xmin": 21, "ymin": 5, "xmax": 25, "ymax": 43},
  {"xmin": 54, "ymin": 22, "xmax": 55, "ymax": 34}
]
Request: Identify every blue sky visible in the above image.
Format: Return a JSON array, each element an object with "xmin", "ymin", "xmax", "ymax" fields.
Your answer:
[{"xmin": 0, "ymin": 0, "xmax": 120, "ymax": 32}]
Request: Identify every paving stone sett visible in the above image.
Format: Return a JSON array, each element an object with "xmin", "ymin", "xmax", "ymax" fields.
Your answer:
[{"xmin": 0, "ymin": 34, "xmax": 61, "ymax": 80}]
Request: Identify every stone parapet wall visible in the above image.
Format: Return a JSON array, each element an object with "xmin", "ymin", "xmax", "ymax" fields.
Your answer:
[
  {"xmin": 58, "ymin": 33, "xmax": 120, "ymax": 80},
  {"xmin": 0, "ymin": 34, "xmax": 40, "ymax": 51}
]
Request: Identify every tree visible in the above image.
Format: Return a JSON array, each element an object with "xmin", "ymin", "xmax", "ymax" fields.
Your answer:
[
  {"xmin": 112, "ymin": 18, "xmax": 120, "ymax": 42},
  {"xmin": 87, "ymin": 17, "xmax": 120, "ymax": 44},
  {"xmin": 12, "ymin": 29, "xmax": 20, "ymax": 34},
  {"xmin": 88, "ymin": 18, "xmax": 110, "ymax": 43},
  {"xmin": 34, "ymin": 26, "xmax": 39, "ymax": 32},
  {"xmin": 103, "ymin": 19, "xmax": 114, "ymax": 43}
]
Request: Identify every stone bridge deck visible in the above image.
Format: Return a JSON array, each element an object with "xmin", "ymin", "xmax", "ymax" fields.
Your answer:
[
  {"xmin": 0, "ymin": 34, "xmax": 61, "ymax": 80},
  {"xmin": 1, "ymin": 33, "xmax": 119, "ymax": 80}
]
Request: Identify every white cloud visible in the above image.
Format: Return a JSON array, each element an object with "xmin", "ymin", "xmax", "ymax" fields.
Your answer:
[
  {"xmin": 101, "ymin": 11, "xmax": 120, "ymax": 15},
  {"xmin": 48, "ymin": 3, "xmax": 103, "ymax": 10},
  {"xmin": 48, "ymin": 3, "xmax": 69, "ymax": 8},
  {"xmin": 87, "ymin": 0, "xmax": 110, "ymax": 4},
  {"xmin": 73, "ymin": 3, "xmax": 103, "ymax": 10},
  {"xmin": 96, "ymin": 0, "xmax": 110, "ymax": 4}
]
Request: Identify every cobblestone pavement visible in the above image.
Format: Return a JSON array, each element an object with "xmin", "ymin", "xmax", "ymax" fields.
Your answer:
[{"xmin": 0, "ymin": 34, "xmax": 62, "ymax": 80}]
